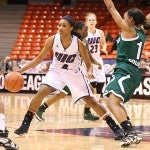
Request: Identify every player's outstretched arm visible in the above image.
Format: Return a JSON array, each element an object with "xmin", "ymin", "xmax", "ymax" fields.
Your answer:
[{"xmin": 103, "ymin": 0, "xmax": 127, "ymax": 30}]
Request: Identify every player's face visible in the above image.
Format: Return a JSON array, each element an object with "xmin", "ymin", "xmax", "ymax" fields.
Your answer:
[
  {"xmin": 57, "ymin": 19, "xmax": 73, "ymax": 35},
  {"xmin": 144, "ymin": 13, "xmax": 150, "ymax": 35},
  {"xmin": 80, "ymin": 26, "xmax": 88, "ymax": 38},
  {"xmin": 86, "ymin": 15, "xmax": 97, "ymax": 28},
  {"xmin": 123, "ymin": 12, "xmax": 133, "ymax": 25},
  {"xmin": 146, "ymin": 13, "xmax": 150, "ymax": 27}
]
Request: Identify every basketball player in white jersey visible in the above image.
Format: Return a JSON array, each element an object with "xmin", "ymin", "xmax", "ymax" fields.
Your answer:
[
  {"xmin": 85, "ymin": 12, "xmax": 108, "ymax": 97},
  {"xmin": 14, "ymin": 15, "xmax": 124, "ymax": 140},
  {"xmin": 35, "ymin": 21, "xmax": 101, "ymax": 122},
  {"xmin": 0, "ymin": 97, "xmax": 18, "ymax": 149}
]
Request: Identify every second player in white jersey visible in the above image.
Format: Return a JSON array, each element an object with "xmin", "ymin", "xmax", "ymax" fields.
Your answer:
[{"xmin": 85, "ymin": 12, "xmax": 108, "ymax": 96}]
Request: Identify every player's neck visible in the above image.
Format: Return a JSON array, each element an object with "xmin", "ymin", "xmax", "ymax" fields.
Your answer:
[{"xmin": 88, "ymin": 28, "xmax": 96, "ymax": 34}]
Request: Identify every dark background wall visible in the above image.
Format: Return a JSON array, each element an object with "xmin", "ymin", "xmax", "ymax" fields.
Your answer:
[{"xmin": 7, "ymin": 0, "xmax": 28, "ymax": 4}]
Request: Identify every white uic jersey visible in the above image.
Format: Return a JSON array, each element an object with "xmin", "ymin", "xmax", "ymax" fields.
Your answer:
[
  {"xmin": 86, "ymin": 29, "xmax": 101, "ymax": 60},
  {"xmin": 86, "ymin": 29, "xmax": 106, "ymax": 83},
  {"xmin": 51, "ymin": 33, "xmax": 81, "ymax": 72},
  {"xmin": 42, "ymin": 33, "xmax": 93, "ymax": 103}
]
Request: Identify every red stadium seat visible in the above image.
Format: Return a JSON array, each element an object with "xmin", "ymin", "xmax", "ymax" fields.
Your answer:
[
  {"xmin": 32, "ymin": 10, "xmax": 41, "ymax": 15},
  {"xmin": 20, "ymin": 50, "xmax": 30, "ymax": 55},
  {"xmin": 35, "ymin": 29, "xmax": 43, "ymax": 34},
  {"xmin": 22, "ymin": 19, "xmax": 30, "ymax": 24},
  {"xmin": 18, "ymin": 55, "xmax": 26, "ymax": 60},
  {"xmin": 34, "ymin": 34, "xmax": 42, "ymax": 39},
  {"xmin": 21, "ymin": 24, "xmax": 29, "ymax": 29},
  {"xmin": 17, "ymin": 34, "xmax": 26, "ymax": 39},
  {"xmin": 11, "ymin": 50, "xmax": 20, "ymax": 55},
  {"xmin": 32, "ymin": 15, "xmax": 39, "ymax": 19},
  {"xmin": 31, "ymin": 46, "xmax": 41, "ymax": 51},
  {"xmin": 30, "ymin": 19, "xmax": 37, "ymax": 24},
  {"xmin": 45, "ymin": 24, "xmax": 52, "ymax": 29},
  {"xmin": 44, "ymin": 29, "xmax": 52, "ymax": 34},
  {"xmin": 19, "ymin": 29, "xmax": 28, "ymax": 34},
  {"xmin": 14, "ymin": 42, "xmax": 23, "ymax": 47},
  {"xmin": 9, "ymin": 54, "xmax": 18, "ymax": 60},
  {"xmin": 15, "ymin": 38, "xmax": 24, "ymax": 43},
  {"xmin": 30, "ymin": 50, "xmax": 40, "ymax": 55},
  {"xmin": 37, "ymin": 24, "xmax": 45, "ymax": 29},
  {"xmin": 24, "ymin": 38, "xmax": 33, "ymax": 43},
  {"xmin": 24, "ymin": 15, "xmax": 31, "ymax": 19},
  {"xmin": 32, "ymin": 38, "xmax": 41, "ymax": 43},
  {"xmin": 28, "ymin": 29, "xmax": 36, "ymax": 34},
  {"xmin": 23, "ymin": 42, "xmax": 32, "ymax": 47},
  {"xmin": 27, "ymin": 55, "xmax": 36, "ymax": 59},
  {"xmin": 25, "ymin": 34, "xmax": 34, "ymax": 39},
  {"xmin": 21, "ymin": 46, "xmax": 31, "ymax": 51},
  {"xmin": 12, "ymin": 46, "xmax": 22, "ymax": 51},
  {"xmin": 31, "ymin": 42, "xmax": 41, "ymax": 47},
  {"xmin": 28, "ymin": 24, "xmax": 37, "ymax": 29}
]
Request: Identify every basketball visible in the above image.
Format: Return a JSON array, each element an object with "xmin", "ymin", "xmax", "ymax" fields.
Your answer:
[{"xmin": 4, "ymin": 71, "xmax": 24, "ymax": 92}]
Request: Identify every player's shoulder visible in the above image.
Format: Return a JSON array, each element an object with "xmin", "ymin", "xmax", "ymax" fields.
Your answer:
[
  {"xmin": 44, "ymin": 34, "xmax": 56, "ymax": 48},
  {"xmin": 46, "ymin": 34, "xmax": 55, "ymax": 41},
  {"xmin": 97, "ymin": 28, "xmax": 104, "ymax": 34}
]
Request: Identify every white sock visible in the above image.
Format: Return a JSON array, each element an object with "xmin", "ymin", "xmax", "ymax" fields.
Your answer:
[{"xmin": 0, "ymin": 113, "xmax": 5, "ymax": 131}]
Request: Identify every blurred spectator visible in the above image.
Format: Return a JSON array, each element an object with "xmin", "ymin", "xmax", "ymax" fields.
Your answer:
[
  {"xmin": 0, "ymin": 57, "xmax": 4, "ymax": 73},
  {"xmin": 104, "ymin": 30, "xmax": 114, "ymax": 43},
  {"xmin": 12, "ymin": 60, "xmax": 19, "ymax": 71},
  {"xmin": 19, "ymin": 59, "xmax": 39, "ymax": 73},
  {"xmin": 3, "ymin": 56, "xmax": 13, "ymax": 72},
  {"xmin": 19, "ymin": 59, "xmax": 50, "ymax": 74},
  {"xmin": 139, "ymin": 58, "xmax": 150, "ymax": 75},
  {"xmin": 145, "ymin": 57, "xmax": 150, "ymax": 75},
  {"xmin": 104, "ymin": 31, "xmax": 120, "ymax": 53},
  {"xmin": 19, "ymin": 59, "xmax": 27, "ymax": 69},
  {"xmin": 39, "ymin": 61, "xmax": 50, "ymax": 74}
]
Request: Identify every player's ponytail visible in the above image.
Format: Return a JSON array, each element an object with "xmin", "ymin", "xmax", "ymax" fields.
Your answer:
[
  {"xmin": 127, "ymin": 8, "xmax": 145, "ymax": 26},
  {"xmin": 143, "ymin": 21, "xmax": 150, "ymax": 30},
  {"xmin": 72, "ymin": 21, "xmax": 86, "ymax": 40},
  {"xmin": 71, "ymin": 30, "xmax": 81, "ymax": 39},
  {"xmin": 142, "ymin": 14, "xmax": 150, "ymax": 30}
]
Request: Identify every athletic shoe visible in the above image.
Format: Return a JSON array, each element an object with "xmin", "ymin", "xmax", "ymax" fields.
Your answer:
[
  {"xmin": 0, "ymin": 130, "xmax": 9, "ymax": 138},
  {"xmin": 120, "ymin": 130, "xmax": 142, "ymax": 147},
  {"xmin": 84, "ymin": 112, "xmax": 99, "ymax": 121},
  {"xmin": 113, "ymin": 128, "xmax": 125, "ymax": 140},
  {"xmin": 35, "ymin": 110, "xmax": 45, "ymax": 122},
  {"xmin": 0, "ymin": 130, "xmax": 19, "ymax": 150},
  {"xmin": 14, "ymin": 124, "xmax": 30, "ymax": 136},
  {"xmin": 0, "ymin": 137, "xmax": 19, "ymax": 150}
]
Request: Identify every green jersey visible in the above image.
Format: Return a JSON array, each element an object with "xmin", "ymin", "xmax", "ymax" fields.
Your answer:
[
  {"xmin": 116, "ymin": 27, "xmax": 146, "ymax": 67},
  {"xmin": 104, "ymin": 28, "xmax": 146, "ymax": 102}
]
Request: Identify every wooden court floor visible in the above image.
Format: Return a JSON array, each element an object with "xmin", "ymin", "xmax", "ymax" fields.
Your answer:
[{"xmin": 0, "ymin": 93, "xmax": 150, "ymax": 150}]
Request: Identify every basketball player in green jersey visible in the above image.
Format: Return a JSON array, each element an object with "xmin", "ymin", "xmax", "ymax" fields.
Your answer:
[
  {"xmin": 103, "ymin": 0, "xmax": 150, "ymax": 147},
  {"xmin": 35, "ymin": 22, "xmax": 102, "ymax": 122}
]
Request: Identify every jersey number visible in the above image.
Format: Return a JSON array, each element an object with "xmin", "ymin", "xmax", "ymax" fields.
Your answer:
[
  {"xmin": 136, "ymin": 42, "xmax": 143, "ymax": 59},
  {"xmin": 90, "ymin": 44, "xmax": 98, "ymax": 53}
]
